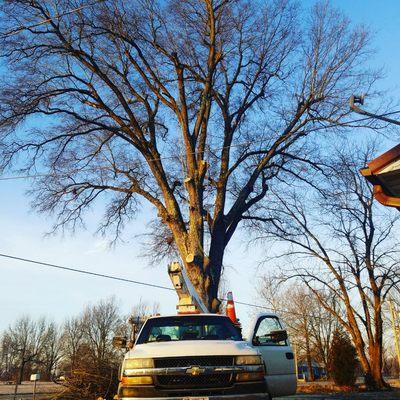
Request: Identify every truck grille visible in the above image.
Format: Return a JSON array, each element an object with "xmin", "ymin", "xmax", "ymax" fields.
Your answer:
[
  {"xmin": 154, "ymin": 356, "xmax": 234, "ymax": 368},
  {"xmin": 157, "ymin": 373, "xmax": 232, "ymax": 388},
  {"xmin": 154, "ymin": 356, "xmax": 235, "ymax": 389}
]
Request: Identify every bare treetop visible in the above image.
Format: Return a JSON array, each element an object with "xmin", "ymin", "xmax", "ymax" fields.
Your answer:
[{"xmin": 0, "ymin": 0, "xmax": 379, "ymax": 309}]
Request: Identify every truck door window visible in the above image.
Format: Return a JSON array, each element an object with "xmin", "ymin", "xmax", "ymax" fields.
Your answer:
[{"xmin": 254, "ymin": 316, "xmax": 286, "ymax": 346}]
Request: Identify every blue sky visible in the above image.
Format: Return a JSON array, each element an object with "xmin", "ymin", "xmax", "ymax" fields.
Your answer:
[{"xmin": 1, "ymin": 0, "xmax": 400, "ymax": 332}]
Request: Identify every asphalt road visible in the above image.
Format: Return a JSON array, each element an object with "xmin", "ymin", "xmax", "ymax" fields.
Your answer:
[
  {"xmin": 0, "ymin": 395, "xmax": 54, "ymax": 400},
  {"xmin": 279, "ymin": 393, "xmax": 400, "ymax": 400},
  {"xmin": 3, "ymin": 392, "xmax": 399, "ymax": 399},
  {"xmin": 1, "ymin": 381, "xmax": 400, "ymax": 400}
]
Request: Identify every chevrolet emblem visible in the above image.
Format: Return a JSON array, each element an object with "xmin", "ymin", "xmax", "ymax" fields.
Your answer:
[{"xmin": 186, "ymin": 366, "xmax": 205, "ymax": 376}]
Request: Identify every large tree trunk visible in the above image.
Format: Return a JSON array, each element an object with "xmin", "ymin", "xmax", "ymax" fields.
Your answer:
[
  {"xmin": 182, "ymin": 217, "xmax": 226, "ymax": 313},
  {"xmin": 206, "ymin": 223, "xmax": 226, "ymax": 312},
  {"xmin": 344, "ymin": 301, "xmax": 388, "ymax": 390},
  {"xmin": 367, "ymin": 342, "xmax": 388, "ymax": 390},
  {"xmin": 185, "ymin": 255, "xmax": 222, "ymax": 313},
  {"xmin": 352, "ymin": 336, "xmax": 387, "ymax": 390}
]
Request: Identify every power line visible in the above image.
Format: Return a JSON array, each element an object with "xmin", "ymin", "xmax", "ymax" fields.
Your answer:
[
  {"xmin": 0, "ymin": 173, "xmax": 53, "ymax": 181},
  {"xmin": 1, "ymin": 109, "xmax": 400, "ymax": 183},
  {"xmin": 1, "ymin": 0, "xmax": 106, "ymax": 38},
  {"xmin": 0, "ymin": 252, "xmax": 335, "ymax": 321},
  {"xmin": 0, "ymin": 252, "xmax": 174, "ymax": 292}
]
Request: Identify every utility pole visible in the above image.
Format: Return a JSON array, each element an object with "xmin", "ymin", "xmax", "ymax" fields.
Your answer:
[
  {"xmin": 293, "ymin": 341, "xmax": 299, "ymax": 381},
  {"xmin": 389, "ymin": 299, "xmax": 400, "ymax": 379}
]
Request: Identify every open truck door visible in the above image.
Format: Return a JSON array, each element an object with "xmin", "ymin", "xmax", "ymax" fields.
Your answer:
[{"xmin": 249, "ymin": 314, "xmax": 297, "ymax": 398}]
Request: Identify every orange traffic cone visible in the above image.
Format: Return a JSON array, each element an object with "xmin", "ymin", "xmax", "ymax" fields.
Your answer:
[{"xmin": 226, "ymin": 291, "xmax": 239, "ymax": 325}]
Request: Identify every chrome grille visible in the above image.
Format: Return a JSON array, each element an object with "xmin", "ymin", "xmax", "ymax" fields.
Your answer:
[
  {"xmin": 154, "ymin": 356, "xmax": 235, "ymax": 389},
  {"xmin": 157, "ymin": 373, "xmax": 232, "ymax": 388},
  {"xmin": 154, "ymin": 356, "xmax": 234, "ymax": 368}
]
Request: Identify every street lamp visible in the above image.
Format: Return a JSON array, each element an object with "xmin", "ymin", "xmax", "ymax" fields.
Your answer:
[
  {"xmin": 350, "ymin": 95, "xmax": 400, "ymax": 210},
  {"xmin": 349, "ymin": 94, "xmax": 400, "ymax": 126}
]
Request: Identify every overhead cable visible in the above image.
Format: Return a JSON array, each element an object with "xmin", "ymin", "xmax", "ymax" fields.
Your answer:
[{"xmin": 0, "ymin": 252, "xmax": 337, "ymax": 321}]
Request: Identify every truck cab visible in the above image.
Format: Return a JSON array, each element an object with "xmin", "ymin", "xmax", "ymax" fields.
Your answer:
[{"xmin": 116, "ymin": 313, "xmax": 296, "ymax": 399}]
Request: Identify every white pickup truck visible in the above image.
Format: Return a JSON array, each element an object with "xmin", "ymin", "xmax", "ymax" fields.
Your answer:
[{"xmin": 115, "ymin": 312, "xmax": 296, "ymax": 400}]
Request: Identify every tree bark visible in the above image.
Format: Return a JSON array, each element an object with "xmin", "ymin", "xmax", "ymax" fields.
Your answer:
[
  {"xmin": 367, "ymin": 343, "xmax": 388, "ymax": 389},
  {"xmin": 18, "ymin": 363, "xmax": 25, "ymax": 385}
]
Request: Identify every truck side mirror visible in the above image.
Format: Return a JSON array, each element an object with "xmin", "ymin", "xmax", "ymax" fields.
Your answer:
[
  {"xmin": 112, "ymin": 336, "xmax": 127, "ymax": 349},
  {"xmin": 252, "ymin": 336, "xmax": 261, "ymax": 346},
  {"xmin": 269, "ymin": 330, "xmax": 288, "ymax": 343}
]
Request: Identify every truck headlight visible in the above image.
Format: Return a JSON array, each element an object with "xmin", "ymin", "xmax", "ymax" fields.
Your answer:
[
  {"xmin": 236, "ymin": 372, "xmax": 265, "ymax": 382},
  {"xmin": 235, "ymin": 355, "xmax": 262, "ymax": 365},
  {"xmin": 121, "ymin": 376, "xmax": 153, "ymax": 385},
  {"xmin": 123, "ymin": 358, "xmax": 154, "ymax": 376}
]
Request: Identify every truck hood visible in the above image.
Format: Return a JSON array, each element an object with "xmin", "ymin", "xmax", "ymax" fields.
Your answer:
[{"xmin": 126, "ymin": 340, "xmax": 257, "ymax": 359}]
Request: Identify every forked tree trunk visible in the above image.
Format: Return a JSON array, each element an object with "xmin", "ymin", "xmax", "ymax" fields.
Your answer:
[
  {"xmin": 367, "ymin": 343, "xmax": 388, "ymax": 390},
  {"xmin": 185, "ymin": 255, "xmax": 223, "ymax": 313},
  {"xmin": 178, "ymin": 217, "xmax": 225, "ymax": 313},
  {"xmin": 350, "ymin": 330, "xmax": 387, "ymax": 390}
]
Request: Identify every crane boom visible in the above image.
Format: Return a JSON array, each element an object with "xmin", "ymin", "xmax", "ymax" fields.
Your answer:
[{"xmin": 168, "ymin": 261, "xmax": 209, "ymax": 314}]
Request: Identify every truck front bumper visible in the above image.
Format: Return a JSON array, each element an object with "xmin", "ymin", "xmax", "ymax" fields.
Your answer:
[
  {"xmin": 118, "ymin": 382, "xmax": 269, "ymax": 400},
  {"xmin": 120, "ymin": 395, "xmax": 268, "ymax": 400}
]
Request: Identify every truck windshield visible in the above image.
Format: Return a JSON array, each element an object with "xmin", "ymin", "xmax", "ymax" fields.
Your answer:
[{"xmin": 136, "ymin": 315, "xmax": 242, "ymax": 344}]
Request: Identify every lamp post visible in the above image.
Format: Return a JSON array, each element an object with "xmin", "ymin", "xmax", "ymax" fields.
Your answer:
[
  {"xmin": 349, "ymin": 95, "xmax": 400, "ymax": 126},
  {"xmin": 389, "ymin": 300, "xmax": 400, "ymax": 379},
  {"xmin": 293, "ymin": 341, "xmax": 299, "ymax": 381}
]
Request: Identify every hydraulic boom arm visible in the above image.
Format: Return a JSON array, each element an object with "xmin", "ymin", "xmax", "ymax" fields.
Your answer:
[{"xmin": 168, "ymin": 262, "xmax": 209, "ymax": 314}]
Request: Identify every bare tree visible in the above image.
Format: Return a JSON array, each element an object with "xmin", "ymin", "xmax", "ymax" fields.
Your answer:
[
  {"xmin": 252, "ymin": 141, "xmax": 400, "ymax": 389},
  {"xmin": 129, "ymin": 299, "xmax": 160, "ymax": 321},
  {"xmin": 0, "ymin": 332, "xmax": 19, "ymax": 381},
  {"xmin": 259, "ymin": 280, "xmax": 338, "ymax": 379},
  {"xmin": 81, "ymin": 297, "xmax": 121, "ymax": 368},
  {"xmin": 307, "ymin": 293, "xmax": 340, "ymax": 377},
  {"xmin": 0, "ymin": 316, "xmax": 49, "ymax": 395},
  {"xmin": 41, "ymin": 322, "xmax": 63, "ymax": 380},
  {"xmin": 0, "ymin": 0, "xmax": 379, "ymax": 310},
  {"xmin": 0, "ymin": 318, "xmax": 63, "ymax": 383},
  {"xmin": 58, "ymin": 298, "xmax": 122, "ymax": 399},
  {"xmin": 61, "ymin": 317, "xmax": 85, "ymax": 372}
]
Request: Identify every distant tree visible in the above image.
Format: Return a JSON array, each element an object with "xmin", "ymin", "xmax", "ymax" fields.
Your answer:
[
  {"xmin": 0, "ymin": 332, "xmax": 18, "ymax": 381},
  {"xmin": 9, "ymin": 317, "xmax": 48, "ymax": 384},
  {"xmin": 81, "ymin": 297, "xmax": 122, "ymax": 368},
  {"xmin": 0, "ymin": 316, "xmax": 51, "ymax": 399},
  {"xmin": 0, "ymin": 298, "xmax": 160, "ymax": 399},
  {"xmin": 328, "ymin": 328, "xmax": 358, "ymax": 387},
  {"xmin": 58, "ymin": 298, "xmax": 122, "ymax": 400},
  {"xmin": 41, "ymin": 322, "xmax": 63, "ymax": 380},
  {"xmin": 58, "ymin": 342, "xmax": 119, "ymax": 400},
  {"xmin": 259, "ymin": 280, "xmax": 338, "ymax": 378},
  {"xmin": 61, "ymin": 317, "xmax": 85, "ymax": 372},
  {"xmin": 0, "ymin": 0, "xmax": 379, "ymax": 310}
]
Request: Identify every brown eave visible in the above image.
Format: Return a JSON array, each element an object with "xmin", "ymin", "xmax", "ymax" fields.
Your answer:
[
  {"xmin": 367, "ymin": 143, "xmax": 400, "ymax": 174},
  {"xmin": 373, "ymin": 185, "xmax": 400, "ymax": 209},
  {"xmin": 360, "ymin": 144, "xmax": 400, "ymax": 211}
]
